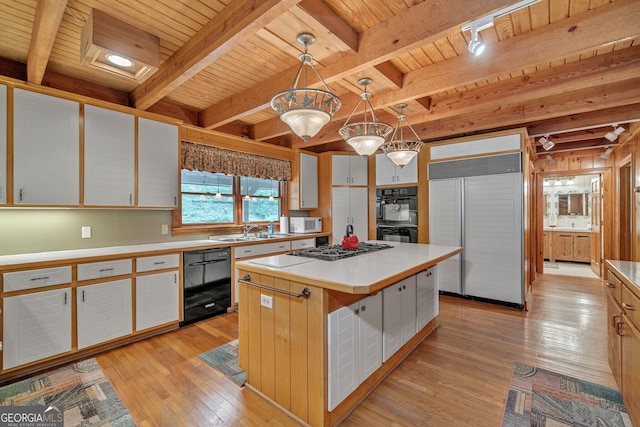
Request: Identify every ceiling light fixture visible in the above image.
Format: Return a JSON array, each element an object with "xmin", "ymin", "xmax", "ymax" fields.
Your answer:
[
  {"xmin": 105, "ymin": 53, "xmax": 133, "ymax": 68},
  {"xmin": 461, "ymin": 0, "xmax": 541, "ymax": 56},
  {"xmin": 381, "ymin": 104, "xmax": 424, "ymax": 167},
  {"xmin": 215, "ymin": 173, "xmax": 222, "ymax": 199},
  {"xmin": 600, "ymin": 146, "xmax": 614, "ymax": 159},
  {"xmin": 271, "ymin": 33, "xmax": 341, "ymax": 142},
  {"xmin": 339, "ymin": 78, "xmax": 393, "ymax": 157},
  {"xmin": 539, "ymin": 135, "xmax": 555, "ymax": 151},
  {"xmin": 604, "ymin": 124, "xmax": 625, "ymax": 142},
  {"xmin": 546, "ymin": 154, "xmax": 557, "ymax": 164}
]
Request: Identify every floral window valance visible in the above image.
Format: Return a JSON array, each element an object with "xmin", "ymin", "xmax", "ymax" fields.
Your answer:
[{"xmin": 181, "ymin": 141, "xmax": 291, "ymax": 180}]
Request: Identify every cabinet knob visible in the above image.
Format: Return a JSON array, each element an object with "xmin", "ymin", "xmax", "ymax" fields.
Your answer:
[{"xmin": 361, "ymin": 305, "xmax": 366, "ymax": 312}]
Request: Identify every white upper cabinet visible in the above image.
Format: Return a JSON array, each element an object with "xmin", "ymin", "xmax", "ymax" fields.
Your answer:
[
  {"xmin": 0, "ymin": 84, "xmax": 6, "ymax": 204},
  {"xmin": 376, "ymin": 153, "xmax": 417, "ymax": 186},
  {"xmin": 331, "ymin": 187, "xmax": 368, "ymax": 243},
  {"xmin": 13, "ymin": 89, "xmax": 79, "ymax": 205},
  {"xmin": 332, "ymin": 155, "xmax": 367, "ymax": 186},
  {"xmin": 299, "ymin": 152, "xmax": 318, "ymax": 208},
  {"xmin": 84, "ymin": 105, "xmax": 135, "ymax": 206},
  {"xmin": 137, "ymin": 117, "xmax": 179, "ymax": 207}
]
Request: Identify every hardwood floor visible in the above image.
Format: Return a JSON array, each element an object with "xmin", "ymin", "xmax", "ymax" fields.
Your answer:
[{"xmin": 95, "ymin": 273, "xmax": 614, "ymax": 426}]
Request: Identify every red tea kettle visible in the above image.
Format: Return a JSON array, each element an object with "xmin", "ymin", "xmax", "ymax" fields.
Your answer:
[{"xmin": 341, "ymin": 224, "xmax": 359, "ymax": 249}]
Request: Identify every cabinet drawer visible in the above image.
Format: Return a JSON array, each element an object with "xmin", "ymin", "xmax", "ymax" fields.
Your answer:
[
  {"xmin": 234, "ymin": 241, "xmax": 291, "ymax": 259},
  {"xmin": 622, "ymin": 285, "xmax": 640, "ymax": 329},
  {"xmin": 606, "ymin": 269, "xmax": 623, "ymax": 303},
  {"xmin": 3, "ymin": 266, "xmax": 72, "ymax": 292},
  {"xmin": 292, "ymin": 238, "xmax": 315, "ymax": 250},
  {"xmin": 137, "ymin": 254, "xmax": 180, "ymax": 272},
  {"xmin": 77, "ymin": 259, "xmax": 132, "ymax": 281}
]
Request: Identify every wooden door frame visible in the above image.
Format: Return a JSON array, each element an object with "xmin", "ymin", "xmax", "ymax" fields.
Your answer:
[{"xmin": 616, "ymin": 154, "xmax": 633, "ymax": 260}]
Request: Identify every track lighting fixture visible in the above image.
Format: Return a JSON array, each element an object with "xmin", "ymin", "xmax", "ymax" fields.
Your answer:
[
  {"xmin": 545, "ymin": 154, "xmax": 557, "ymax": 164},
  {"xmin": 600, "ymin": 146, "xmax": 614, "ymax": 159},
  {"xmin": 604, "ymin": 124, "xmax": 625, "ymax": 142},
  {"xmin": 539, "ymin": 136, "xmax": 554, "ymax": 151}
]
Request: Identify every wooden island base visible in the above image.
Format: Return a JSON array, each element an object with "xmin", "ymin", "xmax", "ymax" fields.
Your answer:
[{"xmin": 237, "ymin": 270, "xmax": 439, "ymax": 427}]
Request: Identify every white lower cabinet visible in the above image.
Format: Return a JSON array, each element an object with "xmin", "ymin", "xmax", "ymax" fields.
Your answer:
[
  {"xmin": 77, "ymin": 279, "xmax": 132, "ymax": 349},
  {"xmin": 136, "ymin": 271, "xmax": 179, "ymax": 331},
  {"xmin": 331, "ymin": 187, "xmax": 368, "ymax": 243},
  {"xmin": 3, "ymin": 288, "xmax": 72, "ymax": 369},
  {"xmin": 327, "ymin": 293, "xmax": 382, "ymax": 411},
  {"xmin": 416, "ymin": 266, "xmax": 438, "ymax": 331},
  {"xmin": 382, "ymin": 275, "xmax": 417, "ymax": 362}
]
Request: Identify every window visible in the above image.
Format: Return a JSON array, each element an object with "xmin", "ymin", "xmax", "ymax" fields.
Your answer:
[{"xmin": 180, "ymin": 170, "xmax": 282, "ymax": 226}]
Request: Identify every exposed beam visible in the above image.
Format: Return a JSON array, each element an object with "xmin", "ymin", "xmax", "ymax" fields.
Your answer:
[
  {"xmin": 199, "ymin": 0, "xmax": 519, "ymax": 128},
  {"xmin": 373, "ymin": 61, "xmax": 404, "ymax": 89},
  {"xmin": 131, "ymin": 0, "xmax": 301, "ymax": 110},
  {"xmin": 298, "ymin": 0, "xmax": 358, "ymax": 52},
  {"xmin": 537, "ymin": 139, "xmax": 619, "ymax": 155},
  {"xmin": 525, "ymin": 104, "xmax": 640, "ymax": 136},
  {"xmin": 27, "ymin": 0, "xmax": 67, "ymax": 84}
]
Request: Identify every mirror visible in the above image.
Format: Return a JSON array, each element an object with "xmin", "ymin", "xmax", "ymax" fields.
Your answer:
[{"xmin": 558, "ymin": 193, "xmax": 588, "ymax": 216}]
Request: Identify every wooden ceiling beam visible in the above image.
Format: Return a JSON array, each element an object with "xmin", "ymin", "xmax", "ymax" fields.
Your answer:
[
  {"xmin": 27, "ymin": 0, "xmax": 67, "ymax": 84},
  {"xmin": 297, "ymin": 0, "xmax": 358, "ymax": 53},
  {"xmin": 130, "ymin": 0, "xmax": 301, "ymax": 110},
  {"xmin": 199, "ymin": 0, "xmax": 519, "ymax": 129},
  {"xmin": 525, "ymin": 104, "xmax": 640, "ymax": 136},
  {"xmin": 373, "ymin": 61, "xmax": 404, "ymax": 90}
]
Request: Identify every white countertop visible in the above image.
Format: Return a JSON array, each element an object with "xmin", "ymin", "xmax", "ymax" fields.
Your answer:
[
  {"xmin": 606, "ymin": 260, "xmax": 640, "ymax": 294},
  {"xmin": 236, "ymin": 241, "xmax": 462, "ymax": 294}
]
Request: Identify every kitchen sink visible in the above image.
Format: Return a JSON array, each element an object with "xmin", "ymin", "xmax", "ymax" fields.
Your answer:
[{"xmin": 213, "ymin": 235, "xmax": 288, "ymax": 242}]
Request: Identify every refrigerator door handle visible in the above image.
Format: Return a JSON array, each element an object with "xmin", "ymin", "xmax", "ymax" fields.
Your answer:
[{"xmin": 460, "ymin": 179, "xmax": 465, "ymax": 296}]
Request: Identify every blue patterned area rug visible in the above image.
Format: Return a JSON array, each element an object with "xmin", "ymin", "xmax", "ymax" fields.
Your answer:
[
  {"xmin": 198, "ymin": 339, "xmax": 246, "ymax": 386},
  {"xmin": 0, "ymin": 358, "xmax": 135, "ymax": 426},
  {"xmin": 501, "ymin": 362, "xmax": 631, "ymax": 426}
]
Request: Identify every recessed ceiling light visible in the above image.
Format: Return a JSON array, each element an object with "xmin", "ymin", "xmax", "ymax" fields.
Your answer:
[{"xmin": 105, "ymin": 53, "xmax": 133, "ymax": 68}]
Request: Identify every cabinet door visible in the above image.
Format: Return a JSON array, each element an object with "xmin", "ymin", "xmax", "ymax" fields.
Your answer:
[
  {"xmin": 77, "ymin": 279, "xmax": 132, "ymax": 349},
  {"xmin": 328, "ymin": 302, "xmax": 359, "ymax": 411},
  {"xmin": 395, "ymin": 157, "xmax": 418, "ymax": 184},
  {"xmin": 138, "ymin": 118, "xmax": 178, "ymax": 207},
  {"xmin": 416, "ymin": 267, "xmax": 438, "ymax": 331},
  {"xmin": 375, "ymin": 154, "xmax": 396, "ymax": 186},
  {"xmin": 574, "ymin": 235, "xmax": 590, "ymax": 262},
  {"xmin": 332, "ymin": 187, "xmax": 351, "ymax": 243},
  {"xmin": 3, "ymin": 288, "xmax": 72, "ymax": 369},
  {"xmin": 400, "ymin": 275, "xmax": 417, "ymax": 345},
  {"xmin": 543, "ymin": 233, "xmax": 550, "ymax": 260},
  {"xmin": 348, "ymin": 156, "xmax": 368, "ymax": 186},
  {"xmin": 621, "ymin": 312, "xmax": 640, "ymax": 426},
  {"xmin": 358, "ymin": 293, "xmax": 382, "ymax": 382},
  {"xmin": 0, "ymin": 84, "xmax": 6, "ymax": 204},
  {"xmin": 13, "ymin": 89, "xmax": 79, "ymax": 205},
  {"xmin": 607, "ymin": 293, "xmax": 623, "ymax": 387},
  {"xmin": 136, "ymin": 271, "xmax": 179, "ymax": 331},
  {"xmin": 300, "ymin": 153, "xmax": 318, "ymax": 208},
  {"xmin": 84, "ymin": 105, "xmax": 135, "ymax": 206},
  {"xmin": 555, "ymin": 234, "xmax": 574, "ymax": 261},
  {"xmin": 350, "ymin": 187, "xmax": 368, "ymax": 241},
  {"xmin": 382, "ymin": 281, "xmax": 403, "ymax": 362},
  {"xmin": 332, "ymin": 155, "xmax": 351, "ymax": 185}
]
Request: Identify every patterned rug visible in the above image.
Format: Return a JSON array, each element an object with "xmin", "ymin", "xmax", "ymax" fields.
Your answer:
[
  {"xmin": 0, "ymin": 358, "xmax": 134, "ymax": 426},
  {"xmin": 501, "ymin": 362, "xmax": 631, "ymax": 426},
  {"xmin": 198, "ymin": 339, "xmax": 246, "ymax": 386}
]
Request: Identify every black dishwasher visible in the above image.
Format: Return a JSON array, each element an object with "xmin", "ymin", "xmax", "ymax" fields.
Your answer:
[{"xmin": 181, "ymin": 247, "xmax": 231, "ymax": 326}]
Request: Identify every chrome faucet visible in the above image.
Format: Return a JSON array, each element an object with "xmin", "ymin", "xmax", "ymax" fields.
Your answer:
[{"xmin": 242, "ymin": 224, "xmax": 261, "ymax": 238}]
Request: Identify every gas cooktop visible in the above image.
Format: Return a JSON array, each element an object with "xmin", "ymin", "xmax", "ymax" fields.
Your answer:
[{"xmin": 288, "ymin": 242, "xmax": 393, "ymax": 261}]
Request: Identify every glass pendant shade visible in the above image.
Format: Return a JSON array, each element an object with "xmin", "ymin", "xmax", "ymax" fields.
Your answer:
[
  {"xmin": 271, "ymin": 33, "xmax": 341, "ymax": 142},
  {"xmin": 380, "ymin": 104, "xmax": 424, "ymax": 167},
  {"xmin": 339, "ymin": 78, "xmax": 393, "ymax": 156}
]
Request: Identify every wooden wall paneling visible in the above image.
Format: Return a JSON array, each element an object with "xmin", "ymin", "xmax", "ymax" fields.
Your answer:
[
  {"xmin": 274, "ymin": 277, "xmax": 291, "ymax": 409},
  {"xmin": 634, "ymin": 129, "xmax": 640, "ymax": 261},
  {"xmin": 289, "ymin": 279, "xmax": 309, "ymax": 421},
  {"xmin": 247, "ymin": 274, "xmax": 262, "ymax": 389},
  {"xmin": 317, "ymin": 154, "xmax": 332, "ymax": 238},
  {"xmin": 238, "ymin": 272, "xmax": 249, "ymax": 372},
  {"xmin": 259, "ymin": 275, "xmax": 276, "ymax": 400},
  {"xmin": 306, "ymin": 284, "xmax": 327, "ymax": 427}
]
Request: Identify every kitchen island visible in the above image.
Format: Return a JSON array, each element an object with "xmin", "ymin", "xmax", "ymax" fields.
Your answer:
[{"xmin": 235, "ymin": 242, "xmax": 462, "ymax": 427}]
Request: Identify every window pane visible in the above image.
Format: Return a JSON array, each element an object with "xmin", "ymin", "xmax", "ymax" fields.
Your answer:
[
  {"xmin": 182, "ymin": 194, "xmax": 234, "ymax": 224},
  {"xmin": 242, "ymin": 197, "xmax": 281, "ymax": 222},
  {"xmin": 181, "ymin": 170, "xmax": 232, "ymax": 194},
  {"xmin": 240, "ymin": 176, "xmax": 279, "ymax": 197}
]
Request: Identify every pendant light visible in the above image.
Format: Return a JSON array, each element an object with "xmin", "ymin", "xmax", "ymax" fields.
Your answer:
[
  {"xmin": 268, "ymin": 179, "xmax": 275, "ymax": 201},
  {"xmin": 339, "ymin": 78, "xmax": 393, "ymax": 156},
  {"xmin": 271, "ymin": 33, "xmax": 341, "ymax": 142},
  {"xmin": 215, "ymin": 173, "xmax": 222, "ymax": 199},
  {"xmin": 381, "ymin": 104, "xmax": 424, "ymax": 167}
]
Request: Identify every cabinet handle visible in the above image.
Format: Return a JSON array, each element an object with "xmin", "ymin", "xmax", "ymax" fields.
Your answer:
[
  {"xmin": 82, "ymin": 290, "xmax": 85, "ymax": 302},
  {"xmin": 19, "ymin": 188, "xmax": 23, "ymax": 202},
  {"xmin": 622, "ymin": 303, "xmax": 634, "ymax": 311},
  {"xmin": 606, "ymin": 283, "xmax": 615, "ymax": 288},
  {"xmin": 30, "ymin": 276, "xmax": 50, "ymax": 282},
  {"xmin": 130, "ymin": 194, "xmax": 133, "ymax": 205},
  {"xmin": 361, "ymin": 305, "xmax": 366, "ymax": 312},
  {"xmin": 153, "ymin": 261, "xmax": 166, "ymax": 266},
  {"xmin": 174, "ymin": 196, "xmax": 177, "ymax": 206},
  {"xmin": 403, "ymin": 285, "xmax": 406, "ymax": 290},
  {"xmin": 64, "ymin": 292, "xmax": 67, "ymax": 305},
  {"xmin": 174, "ymin": 273, "xmax": 177, "ymax": 284},
  {"xmin": 398, "ymin": 287, "xmax": 402, "ymax": 292},
  {"xmin": 612, "ymin": 314, "xmax": 620, "ymax": 328},
  {"xmin": 354, "ymin": 308, "xmax": 359, "ymax": 315}
]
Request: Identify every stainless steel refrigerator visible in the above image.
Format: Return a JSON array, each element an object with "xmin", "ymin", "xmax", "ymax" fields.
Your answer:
[{"xmin": 428, "ymin": 153, "xmax": 524, "ymax": 308}]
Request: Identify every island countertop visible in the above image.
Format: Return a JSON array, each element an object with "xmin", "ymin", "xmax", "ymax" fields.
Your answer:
[{"xmin": 235, "ymin": 241, "xmax": 462, "ymax": 295}]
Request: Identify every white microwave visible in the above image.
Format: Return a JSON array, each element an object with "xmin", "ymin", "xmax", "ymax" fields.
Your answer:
[{"xmin": 289, "ymin": 217, "xmax": 322, "ymax": 233}]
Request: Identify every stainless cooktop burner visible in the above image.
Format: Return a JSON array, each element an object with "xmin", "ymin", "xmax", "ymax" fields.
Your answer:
[{"xmin": 288, "ymin": 242, "xmax": 393, "ymax": 261}]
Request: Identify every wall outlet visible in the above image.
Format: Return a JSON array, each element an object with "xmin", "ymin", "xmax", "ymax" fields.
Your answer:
[
  {"xmin": 161, "ymin": 224, "xmax": 169, "ymax": 235},
  {"xmin": 81, "ymin": 226, "xmax": 92, "ymax": 239},
  {"xmin": 260, "ymin": 294, "xmax": 273, "ymax": 309}
]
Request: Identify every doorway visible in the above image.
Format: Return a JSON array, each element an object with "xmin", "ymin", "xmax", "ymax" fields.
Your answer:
[{"xmin": 541, "ymin": 174, "xmax": 601, "ymax": 278}]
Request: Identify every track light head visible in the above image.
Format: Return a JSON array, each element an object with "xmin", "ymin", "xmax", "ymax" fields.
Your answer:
[
  {"xmin": 545, "ymin": 154, "xmax": 557, "ymax": 164},
  {"xmin": 539, "ymin": 136, "xmax": 554, "ymax": 151},
  {"xmin": 600, "ymin": 146, "xmax": 614, "ymax": 159},
  {"xmin": 468, "ymin": 30, "xmax": 486, "ymax": 56},
  {"xmin": 604, "ymin": 124, "xmax": 625, "ymax": 142}
]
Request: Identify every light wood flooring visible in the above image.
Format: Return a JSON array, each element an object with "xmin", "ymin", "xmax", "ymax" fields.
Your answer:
[{"xmin": 95, "ymin": 272, "xmax": 614, "ymax": 426}]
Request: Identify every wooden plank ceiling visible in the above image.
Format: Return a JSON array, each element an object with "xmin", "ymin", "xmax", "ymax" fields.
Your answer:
[{"xmin": 1, "ymin": 0, "xmax": 639, "ymax": 159}]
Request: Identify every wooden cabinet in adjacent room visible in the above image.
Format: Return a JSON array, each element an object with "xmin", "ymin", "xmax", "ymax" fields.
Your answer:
[{"xmin": 546, "ymin": 230, "xmax": 591, "ymax": 263}]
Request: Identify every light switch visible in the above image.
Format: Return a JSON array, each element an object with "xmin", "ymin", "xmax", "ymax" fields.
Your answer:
[{"xmin": 81, "ymin": 226, "xmax": 92, "ymax": 239}]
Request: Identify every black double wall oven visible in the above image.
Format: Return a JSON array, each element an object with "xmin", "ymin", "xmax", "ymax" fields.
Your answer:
[
  {"xmin": 181, "ymin": 247, "xmax": 231, "ymax": 326},
  {"xmin": 376, "ymin": 186, "xmax": 418, "ymax": 243}
]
